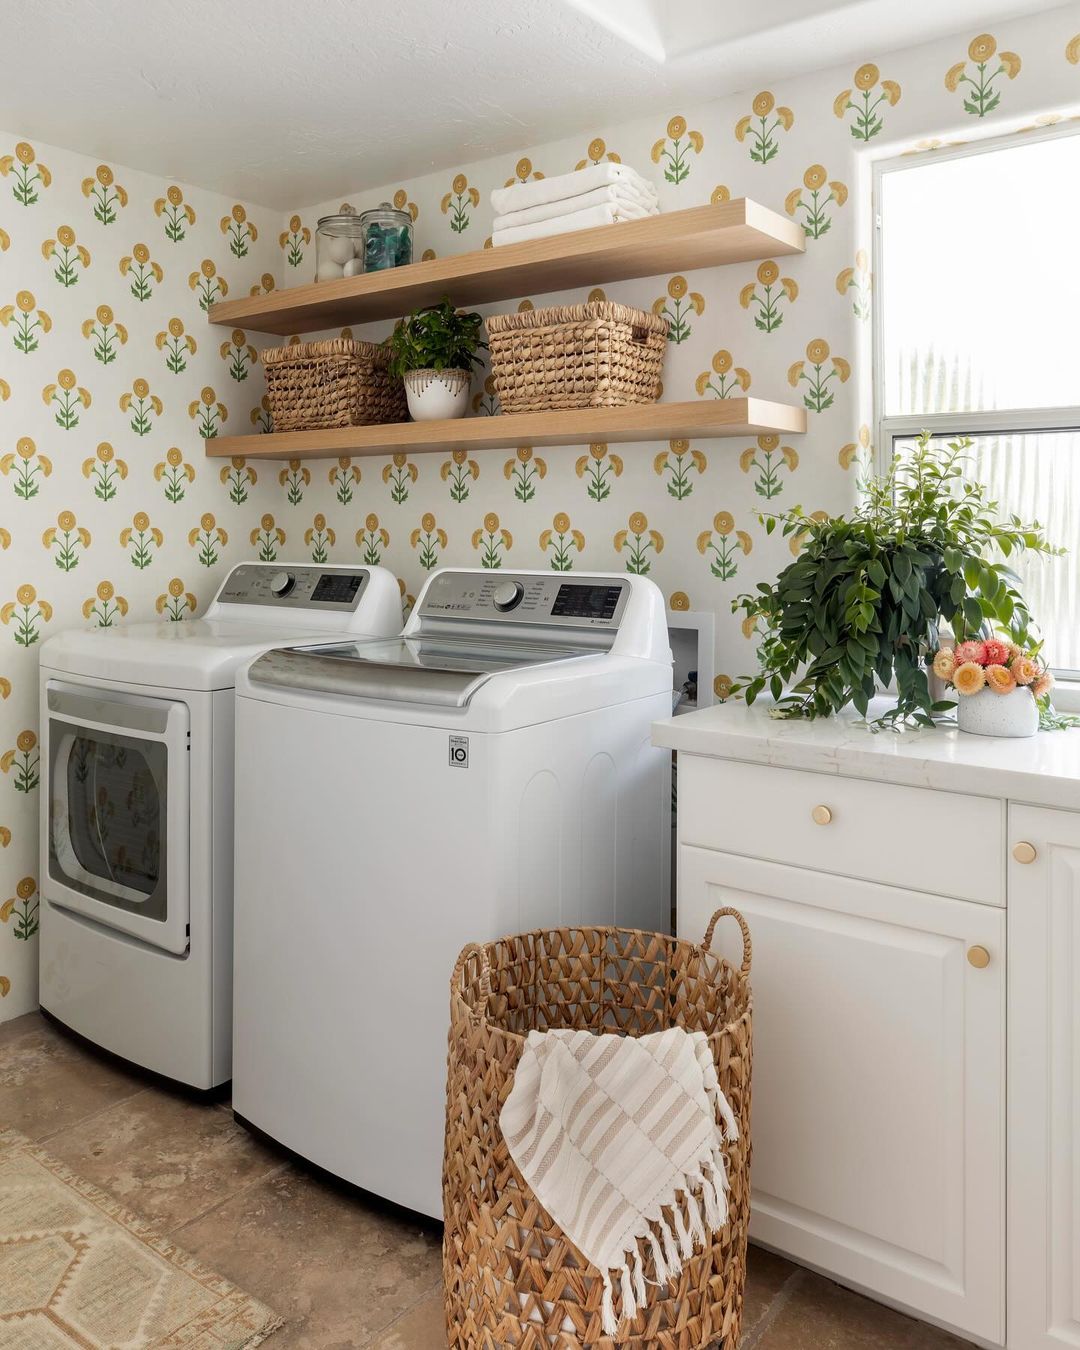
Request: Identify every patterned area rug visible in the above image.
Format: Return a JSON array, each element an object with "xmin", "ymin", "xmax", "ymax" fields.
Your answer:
[{"xmin": 0, "ymin": 1128, "xmax": 282, "ymax": 1348}]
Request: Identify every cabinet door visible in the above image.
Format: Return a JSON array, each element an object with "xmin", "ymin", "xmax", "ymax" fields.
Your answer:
[
  {"xmin": 679, "ymin": 846, "xmax": 1005, "ymax": 1344},
  {"xmin": 1008, "ymin": 805, "xmax": 1080, "ymax": 1350}
]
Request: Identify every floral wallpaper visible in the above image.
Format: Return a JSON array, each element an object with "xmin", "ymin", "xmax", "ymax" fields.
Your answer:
[
  {"xmin": 0, "ymin": 143, "xmax": 278, "ymax": 1015},
  {"xmin": 2, "ymin": 4, "xmax": 1079, "ymax": 1017}
]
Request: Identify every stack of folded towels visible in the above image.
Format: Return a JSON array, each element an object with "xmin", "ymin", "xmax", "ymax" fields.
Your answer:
[{"xmin": 490, "ymin": 162, "xmax": 659, "ymax": 247}]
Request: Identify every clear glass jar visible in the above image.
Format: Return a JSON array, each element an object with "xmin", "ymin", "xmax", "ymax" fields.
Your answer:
[
  {"xmin": 315, "ymin": 211, "xmax": 364, "ymax": 282},
  {"xmin": 360, "ymin": 202, "xmax": 413, "ymax": 272}
]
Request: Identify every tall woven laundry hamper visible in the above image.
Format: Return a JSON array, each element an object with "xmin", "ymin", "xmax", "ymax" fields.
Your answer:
[{"xmin": 443, "ymin": 911, "xmax": 753, "ymax": 1349}]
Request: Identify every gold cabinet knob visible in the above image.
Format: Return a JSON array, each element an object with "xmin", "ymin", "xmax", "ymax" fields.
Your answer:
[
  {"xmin": 967, "ymin": 945, "xmax": 991, "ymax": 969},
  {"xmin": 1013, "ymin": 841, "xmax": 1037, "ymax": 865},
  {"xmin": 811, "ymin": 805, "xmax": 833, "ymax": 826}
]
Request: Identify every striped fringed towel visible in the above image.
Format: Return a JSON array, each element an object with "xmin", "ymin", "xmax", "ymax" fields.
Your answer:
[{"xmin": 500, "ymin": 1026, "xmax": 738, "ymax": 1337}]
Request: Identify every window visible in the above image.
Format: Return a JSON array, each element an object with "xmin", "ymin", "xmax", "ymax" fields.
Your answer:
[{"xmin": 875, "ymin": 128, "xmax": 1080, "ymax": 678}]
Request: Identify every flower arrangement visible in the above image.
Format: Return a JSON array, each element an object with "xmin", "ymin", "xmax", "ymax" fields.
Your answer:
[{"xmin": 934, "ymin": 638, "xmax": 1053, "ymax": 701}]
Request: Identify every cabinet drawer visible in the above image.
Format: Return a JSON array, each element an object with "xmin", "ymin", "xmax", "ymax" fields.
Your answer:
[{"xmin": 677, "ymin": 757, "xmax": 1003, "ymax": 905}]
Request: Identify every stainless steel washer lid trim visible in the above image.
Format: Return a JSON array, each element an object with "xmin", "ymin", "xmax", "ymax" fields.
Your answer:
[{"xmin": 247, "ymin": 637, "xmax": 595, "ymax": 709}]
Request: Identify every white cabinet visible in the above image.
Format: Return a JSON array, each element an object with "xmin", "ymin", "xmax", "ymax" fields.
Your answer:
[
  {"xmin": 680, "ymin": 845, "xmax": 1005, "ymax": 1344},
  {"xmin": 655, "ymin": 699, "xmax": 1080, "ymax": 1349},
  {"xmin": 1008, "ymin": 805, "xmax": 1080, "ymax": 1350}
]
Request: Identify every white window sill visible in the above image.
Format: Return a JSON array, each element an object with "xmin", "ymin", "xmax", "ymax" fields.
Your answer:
[{"xmin": 1052, "ymin": 680, "xmax": 1080, "ymax": 714}]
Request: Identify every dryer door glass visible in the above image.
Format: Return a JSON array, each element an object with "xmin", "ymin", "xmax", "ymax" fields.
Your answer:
[
  {"xmin": 53, "ymin": 729, "xmax": 165, "ymax": 915},
  {"xmin": 44, "ymin": 681, "xmax": 190, "ymax": 955}
]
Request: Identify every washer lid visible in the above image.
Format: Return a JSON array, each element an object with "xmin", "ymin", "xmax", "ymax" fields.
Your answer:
[{"xmin": 247, "ymin": 635, "xmax": 596, "ymax": 708}]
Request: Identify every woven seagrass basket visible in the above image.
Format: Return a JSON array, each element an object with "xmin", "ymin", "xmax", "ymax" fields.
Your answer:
[
  {"xmin": 485, "ymin": 302, "xmax": 668, "ymax": 413},
  {"xmin": 261, "ymin": 337, "xmax": 407, "ymax": 431},
  {"xmin": 443, "ymin": 910, "xmax": 753, "ymax": 1349}
]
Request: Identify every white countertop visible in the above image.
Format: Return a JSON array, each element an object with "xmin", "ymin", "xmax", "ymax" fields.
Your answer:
[{"xmin": 651, "ymin": 698, "xmax": 1080, "ymax": 810}]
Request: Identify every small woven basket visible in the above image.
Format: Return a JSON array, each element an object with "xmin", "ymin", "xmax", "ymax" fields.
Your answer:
[
  {"xmin": 443, "ymin": 910, "xmax": 753, "ymax": 1349},
  {"xmin": 261, "ymin": 337, "xmax": 407, "ymax": 431},
  {"xmin": 485, "ymin": 301, "xmax": 668, "ymax": 414}
]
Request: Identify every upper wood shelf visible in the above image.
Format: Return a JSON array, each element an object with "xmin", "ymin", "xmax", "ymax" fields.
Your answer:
[
  {"xmin": 203, "ymin": 398, "xmax": 807, "ymax": 462},
  {"xmin": 207, "ymin": 199, "xmax": 804, "ymax": 335}
]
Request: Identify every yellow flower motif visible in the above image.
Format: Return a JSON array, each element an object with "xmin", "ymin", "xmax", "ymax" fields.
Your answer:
[
  {"xmin": 757, "ymin": 261, "xmax": 779, "ymax": 286},
  {"xmin": 881, "ymin": 80, "xmax": 902, "ymax": 105},
  {"xmin": 1067, "ymin": 34, "xmax": 1080, "ymax": 64},
  {"xmin": 807, "ymin": 338, "xmax": 830, "ymax": 364},
  {"xmin": 714, "ymin": 512, "xmax": 734, "ymax": 536},
  {"xmin": 17, "ymin": 730, "xmax": 36, "ymax": 752},
  {"xmin": 854, "ymin": 63, "xmax": 879, "ymax": 90},
  {"xmin": 969, "ymin": 34, "xmax": 996, "ymax": 62},
  {"xmin": 667, "ymin": 115, "xmax": 687, "ymax": 138},
  {"xmin": 711, "ymin": 185, "xmax": 731, "ymax": 204},
  {"xmin": 667, "ymin": 275, "xmax": 688, "ymax": 300},
  {"xmin": 753, "ymin": 92, "xmax": 775, "ymax": 116},
  {"xmin": 999, "ymin": 51, "xmax": 1021, "ymax": 78},
  {"xmin": 714, "ymin": 674, "xmax": 735, "ymax": 700},
  {"xmin": 833, "ymin": 88, "xmax": 853, "ymax": 118},
  {"xmin": 17, "ymin": 584, "xmax": 36, "ymax": 605},
  {"xmin": 552, "ymin": 512, "xmax": 571, "ymax": 533},
  {"xmin": 669, "ymin": 592, "xmax": 690, "ymax": 612},
  {"xmin": 483, "ymin": 512, "xmax": 500, "ymax": 533},
  {"xmin": 944, "ymin": 62, "xmax": 966, "ymax": 92},
  {"xmin": 421, "ymin": 512, "xmax": 436, "ymax": 532},
  {"xmin": 803, "ymin": 165, "xmax": 826, "ymax": 191},
  {"xmin": 713, "ymin": 350, "xmax": 732, "ymax": 374},
  {"xmin": 629, "ymin": 511, "xmax": 648, "ymax": 534},
  {"xmin": 133, "ymin": 512, "xmax": 150, "ymax": 532},
  {"xmin": 452, "ymin": 173, "xmax": 467, "ymax": 195}
]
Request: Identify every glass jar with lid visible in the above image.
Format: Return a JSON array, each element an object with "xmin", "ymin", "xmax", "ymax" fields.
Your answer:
[
  {"xmin": 315, "ymin": 210, "xmax": 364, "ymax": 283},
  {"xmin": 360, "ymin": 202, "xmax": 413, "ymax": 272}
]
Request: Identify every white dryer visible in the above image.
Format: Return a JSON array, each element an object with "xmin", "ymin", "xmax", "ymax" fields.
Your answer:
[
  {"xmin": 232, "ymin": 568, "xmax": 673, "ymax": 1217},
  {"xmin": 38, "ymin": 563, "xmax": 400, "ymax": 1089}
]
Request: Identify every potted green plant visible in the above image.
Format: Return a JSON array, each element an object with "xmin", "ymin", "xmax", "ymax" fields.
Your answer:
[
  {"xmin": 732, "ymin": 432, "xmax": 1064, "ymax": 728},
  {"xmin": 387, "ymin": 298, "xmax": 486, "ymax": 421}
]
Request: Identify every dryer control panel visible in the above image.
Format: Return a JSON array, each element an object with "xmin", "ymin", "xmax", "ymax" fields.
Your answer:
[
  {"xmin": 215, "ymin": 564, "xmax": 370, "ymax": 612},
  {"xmin": 418, "ymin": 572, "xmax": 629, "ymax": 629}
]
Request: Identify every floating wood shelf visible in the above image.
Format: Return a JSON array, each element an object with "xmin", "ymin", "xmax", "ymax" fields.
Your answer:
[
  {"xmin": 207, "ymin": 199, "xmax": 804, "ymax": 335},
  {"xmin": 204, "ymin": 398, "xmax": 807, "ymax": 462}
]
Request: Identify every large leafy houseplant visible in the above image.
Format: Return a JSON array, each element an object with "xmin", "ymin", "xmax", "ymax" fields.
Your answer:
[
  {"xmin": 732, "ymin": 433, "xmax": 1063, "ymax": 727},
  {"xmin": 386, "ymin": 297, "xmax": 486, "ymax": 377}
]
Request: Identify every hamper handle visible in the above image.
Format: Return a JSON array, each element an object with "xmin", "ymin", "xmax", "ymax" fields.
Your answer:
[
  {"xmin": 701, "ymin": 907, "xmax": 752, "ymax": 975},
  {"xmin": 451, "ymin": 941, "xmax": 492, "ymax": 1005}
]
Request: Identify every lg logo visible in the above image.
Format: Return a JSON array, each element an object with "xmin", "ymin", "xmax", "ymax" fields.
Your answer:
[{"xmin": 448, "ymin": 735, "xmax": 470, "ymax": 768}]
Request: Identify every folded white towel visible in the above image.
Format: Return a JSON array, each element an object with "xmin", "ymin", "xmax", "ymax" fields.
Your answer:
[
  {"xmin": 494, "ymin": 183, "xmax": 658, "ymax": 232},
  {"xmin": 501, "ymin": 1027, "xmax": 737, "ymax": 1337},
  {"xmin": 491, "ymin": 202, "xmax": 653, "ymax": 247},
  {"xmin": 491, "ymin": 162, "xmax": 657, "ymax": 216}
]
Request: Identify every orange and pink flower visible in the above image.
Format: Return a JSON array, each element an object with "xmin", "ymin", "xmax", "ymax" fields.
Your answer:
[
  {"xmin": 1010, "ymin": 654, "xmax": 1039, "ymax": 686},
  {"xmin": 954, "ymin": 639, "xmax": 985, "ymax": 665},
  {"xmin": 985, "ymin": 663, "xmax": 1017, "ymax": 695},
  {"xmin": 982, "ymin": 638, "xmax": 1011, "ymax": 666},
  {"xmin": 952, "ymin": 662, "xmax": 987, "ymax": 696}
]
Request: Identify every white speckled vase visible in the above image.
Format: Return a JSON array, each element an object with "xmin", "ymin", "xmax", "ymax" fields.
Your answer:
[{"xmin": 957, "ymin": 687, "xmax": 1039, "ymax": 738}]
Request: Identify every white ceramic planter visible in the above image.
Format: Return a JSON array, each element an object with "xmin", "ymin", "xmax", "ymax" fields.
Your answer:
[
  {"xmin": 957, "ymin": 686, "xmax": 1039, "ymax": 738},
  {"xmin": 404, "ymin": 368, "xmax": 470, "ymax": 421}
]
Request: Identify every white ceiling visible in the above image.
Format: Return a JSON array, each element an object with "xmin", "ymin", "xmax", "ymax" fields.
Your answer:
[{"xmin": 2, "ymin": 0, "xmax": 1057, "ymax": 209}]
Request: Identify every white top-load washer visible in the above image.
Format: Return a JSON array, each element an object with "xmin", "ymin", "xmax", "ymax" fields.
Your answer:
[
  {"xmin": 38, "ymin": 562, "xmax": 400, "ymax": 1089},
  {"xmin": 232, "ymin": 567, "xmax": 673, "ymax": 1217}
]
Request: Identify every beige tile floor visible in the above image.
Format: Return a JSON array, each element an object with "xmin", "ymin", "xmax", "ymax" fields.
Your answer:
[{"xmin": 1, "ymin": 1010, "xmax": 974, "ymax": 1349}]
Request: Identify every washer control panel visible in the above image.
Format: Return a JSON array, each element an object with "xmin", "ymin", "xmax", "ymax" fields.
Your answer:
[
  {"xmin": 419, "ymin": 572, "xmax": 629, "ymax": 629},
  {"xmin": 216, "ymin": 564, "xmax": 369, "ymax": 612}
]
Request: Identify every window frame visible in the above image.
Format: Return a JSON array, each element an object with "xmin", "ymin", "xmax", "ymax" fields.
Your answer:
[{"xmin": 872, "ymin": 123, "xmax": 1080, "ymax": 694}]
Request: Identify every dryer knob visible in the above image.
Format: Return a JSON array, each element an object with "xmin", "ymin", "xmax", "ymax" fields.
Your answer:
[
  {"xmin": 269, "ymin": 570, "xmax": 295, "ymax": 597},
  {"xmin": 492, "ymin": 580, "xmax": 525, "ymax": 612}
]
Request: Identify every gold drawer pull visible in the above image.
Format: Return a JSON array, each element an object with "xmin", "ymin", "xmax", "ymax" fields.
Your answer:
[
  {"xmin": 1012, "ymin": 841, "xmax": 1037, "ymax": 865},
  {"xmin": 811, "ymin": 805, "xmax": 833, "ymax": 826},
  {"xmin": 967, "ymin": 945, "xmax": 991, "ymax": 969}
]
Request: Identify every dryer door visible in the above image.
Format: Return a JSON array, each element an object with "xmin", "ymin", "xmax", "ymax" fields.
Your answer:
[{"xmin": 43, "ymin": 680, "xmax": 190, "ymax": 954}]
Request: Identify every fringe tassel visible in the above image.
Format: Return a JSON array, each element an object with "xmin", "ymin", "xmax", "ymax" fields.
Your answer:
[
  {"xmin": 632, "ymin": 1247, "xmax": 647, "ymax": 1305},
  {"xmin": 646, "ymin": 1226, "xmax": 669, "ymax": 1284},
  {"xmin": 660, "ymin": 1214, "xmax": 681, "ymax": 1273},
  {"xmin": 620, "ymin": 1262, "xmax": 637, "ymax": 1328},
  {"xmin": 685, "ymin": 1187, "xmax": 707, "ymax": 1249},
  {"xmin": 601, "ymin": 1270, "xmax": 618, "ymax": 1337},
  {"xmin": 673, "ymin": 1202, "xmax": 694, "ymax": 1259}
]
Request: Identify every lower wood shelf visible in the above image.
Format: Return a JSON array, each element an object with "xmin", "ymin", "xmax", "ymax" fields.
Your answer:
[{"xmin": 204, "ymin": 398, "xmax": 806, "ymax": 461}]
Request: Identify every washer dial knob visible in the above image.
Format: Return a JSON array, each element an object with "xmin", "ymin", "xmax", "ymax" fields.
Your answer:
[
  {"xmin": 269, "ymin": 570, "xmax": 295, "ymax": 597},
  {"xmin": 492, "ymin": 580, "xmax": 525, "ymax": 612}
]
